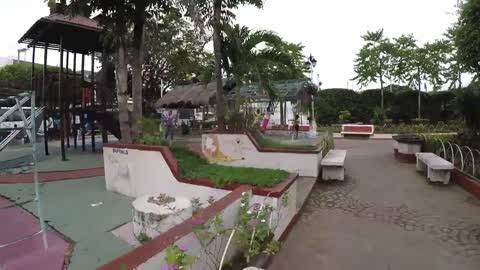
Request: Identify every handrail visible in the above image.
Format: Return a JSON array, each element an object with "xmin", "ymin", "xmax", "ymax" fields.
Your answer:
[{"xmin": 0, "ymin": 106, "xmax": 45, "ymax": 151}]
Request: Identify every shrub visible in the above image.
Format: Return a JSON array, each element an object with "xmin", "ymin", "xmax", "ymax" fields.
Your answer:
[{"xmin": 338, "ymin": 110, "xmax": 351, "ymax": 123}]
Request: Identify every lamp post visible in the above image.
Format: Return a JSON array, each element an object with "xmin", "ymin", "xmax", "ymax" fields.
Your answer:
[{"xmin": 304, "ymin": 54, "xmax": 318, "ymax": 137}]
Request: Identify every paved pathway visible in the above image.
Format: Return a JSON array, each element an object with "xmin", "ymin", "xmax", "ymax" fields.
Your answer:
[{"xmin": 270, "ymin": 139, "xmax": 480, "ymax": 270}]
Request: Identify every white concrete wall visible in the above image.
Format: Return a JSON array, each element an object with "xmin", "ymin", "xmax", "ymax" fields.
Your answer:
[
  {"xmin": 202, "ymin": 134, "xmax": 322, "ymax": 177},
  {"xmin": 398, "ymin": 142, "xmax": 422, "ymax": 155},
  {"xmin": 103, "ymin": 147, "xmax": 229, "ymax": 203},
  {"xmin": 138, "ymin": 192, "xmax": 244, "ymax": 270},
  {"xmin": 136, "ymin": 184, "xmax": 297, "ymax": 270}
]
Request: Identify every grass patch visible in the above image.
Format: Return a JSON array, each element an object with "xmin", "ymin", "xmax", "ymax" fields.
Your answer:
[
  {"xmin": 171, "ymin": 147, "xmax": 289, "ymax": 188},
  {"xmin": 251, "ymin": 131, "xmax": 319, "ymax": 151}
]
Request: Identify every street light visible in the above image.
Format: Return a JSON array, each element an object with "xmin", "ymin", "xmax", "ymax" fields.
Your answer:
[{"xmin": 304, "ymin": 54, "xmax": 318, "ymax": 137}]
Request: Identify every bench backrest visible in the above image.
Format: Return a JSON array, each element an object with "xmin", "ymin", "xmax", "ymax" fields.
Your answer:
[{"xmin": 341, "ymin": 124, "xmax": 374, "ymax": 135}]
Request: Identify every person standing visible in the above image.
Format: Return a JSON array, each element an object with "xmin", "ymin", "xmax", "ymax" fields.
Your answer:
[
  {"xmin": 293, "ymin": 114, "xmax": 300, "ymax": 139},
  {"xmin": 164, "ymin": 110, "xmax": 177, "ymax": 140}
]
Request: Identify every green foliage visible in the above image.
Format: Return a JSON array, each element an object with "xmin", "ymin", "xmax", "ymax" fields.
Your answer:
[
  {"xmin": 221, "ymin": 24, "xmax": 305, "ymax": 103},
  {"xmin": 171, "ymin": 146, "xmax": 288, "ymax": 187},
  {"xmin": 455, "ymin": 0, "xmax": 480, "ymax": 76},
  {"xmin": 143, "ymin": 12, "xmax": 214, "ymax": 103},
  {"xmin": 234, "ymin": 192, "xmax": 281, "ymax": 260},
  {"xmin": 372, "ymin": 107, "xmax": 386, "ymax": 125},
  {"xmin": 0, "ymin": 63, "xmax": 59, "ymax": 90},
  {"xmin": 134, "ymin": 117, "xmax": 166, "ymax": 145},
  {"xmin": 136, "ymin": 232, "xmax": 151, "ymax": 243},
  {"xmin": 164, "ymin": 244, "xmax": 197, "ymax": 268},
  {"xmin": 456, "ymin": 86, "xmax": 480, "ymax": 132},
  {"xmin": 353, "ymin": 29, "xmax": 392, "ymax": 89},
  {"xmin": 338, "ymin": 110, "xmax": 351, "ymax": 123}
]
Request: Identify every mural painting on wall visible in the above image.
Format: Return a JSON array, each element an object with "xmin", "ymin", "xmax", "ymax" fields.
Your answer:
[
  {"xmin": 203, "ymin": 134, "xmax": 232, "ymax": 162},
  {"xmin": 203, "ymin": 134, "xmax": 255, "ymax": 163}
]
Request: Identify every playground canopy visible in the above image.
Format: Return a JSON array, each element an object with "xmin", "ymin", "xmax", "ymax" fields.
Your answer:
[{"xmin": 18, "ymin": 13, "xmax": 103, "ymax": 53}]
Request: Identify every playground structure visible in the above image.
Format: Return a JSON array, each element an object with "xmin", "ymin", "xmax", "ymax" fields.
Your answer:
[{"xmin": 14, "ymin": 12, "xmax": 120, "ymax": 161}]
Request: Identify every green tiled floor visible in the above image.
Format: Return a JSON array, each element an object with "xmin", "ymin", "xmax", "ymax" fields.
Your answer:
[{"xmin": 0, "ymin": 177, "xmax": 134, "ymax": 270}]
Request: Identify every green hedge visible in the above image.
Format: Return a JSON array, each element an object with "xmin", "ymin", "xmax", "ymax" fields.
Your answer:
[{"xmin": 315, "ymin": 88, "xmax": 458, "ymax": 125}]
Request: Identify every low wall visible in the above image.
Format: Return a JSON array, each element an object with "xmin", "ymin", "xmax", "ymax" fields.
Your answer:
[
  {"xmin": 99, "ymin": 183, "xmax": 298, "ymax": 270},
  {"xmin": 452, "ymin": 169, "xmax": 480, "ymax": 200},
  {"xmin": 104, "ymin": 145, "xmax": 229, "ymax": 203},
  {"xmin": 101, "ymin": 144, "xmax": 300, "ymax": 270},
  {"xmin": 201, "ymin": 133, "xmax": 322, "ymax": 177},
  {"xmin": 98, "ymin": 186, "xmax": 250, "ymax": 270}
]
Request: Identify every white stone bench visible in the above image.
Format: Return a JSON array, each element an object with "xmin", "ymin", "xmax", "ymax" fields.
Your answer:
[
  {"xmin": 416, "ymin": 153, "xmax": 454, "ymax": 184},
  {"xmin": 321, "ymin": 150, "xmax": 347, "ymax": 181}
]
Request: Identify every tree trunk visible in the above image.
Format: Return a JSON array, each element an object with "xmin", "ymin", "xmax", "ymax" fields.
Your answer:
[
  {"xmin": 280, "ymin": 100, "xmax": 284, "ymax": 125},
  {"xmin": 115, "ymin": 44, "xmax": 132, "ymax": 144},
  {"xmin": 131, "ymin": 0, "xmax": 147, "ymax": 139},
  {"xmin": 418, "ymin": 67, "xmax": 422, "ymax": 119},
  {"xmin": 213, "ymin": 0, "xmax": 226, "ymax": 131},
  {"xmin": 380, "ymin": 73, "xmax": 384, "ymax": 111},
  {"xmin": 458, "ymin": 70, "xmax": 462, "ymax": 89}
]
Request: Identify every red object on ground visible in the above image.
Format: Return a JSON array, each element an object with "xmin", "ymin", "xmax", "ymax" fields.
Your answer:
[
  {"xmin": 0, "ymin": 197, "xmax": 70, "ymax": 270},
  {"xmin": 342, "ymin": 125, "xmax": 374, "ymax": 133}
]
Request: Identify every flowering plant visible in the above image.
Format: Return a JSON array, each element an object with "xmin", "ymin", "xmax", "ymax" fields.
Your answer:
[{"xmin": 163, "ymin": 244, "xmax": 196, "ymax": 270}]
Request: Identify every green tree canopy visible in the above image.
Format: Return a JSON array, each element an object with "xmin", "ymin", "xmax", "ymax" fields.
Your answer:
[{"xmin": 455, "ymin": 0, "xmax": 480, "ymax": 78}]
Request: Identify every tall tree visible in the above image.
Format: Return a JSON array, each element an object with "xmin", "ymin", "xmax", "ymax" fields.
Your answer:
[
  {"xmin": 353, "ymin": 29, "xmax": 393, "ymax": 110},
  {"xmin": 455, "ymin": 0, "xmax": 480, "ymax": 80},
  {"xmin": 179, "ymin": 0, "xmax": 264, "ymax": 131},
  {"xmin": 221, "ymin": 24, "xmax": 303, "ymax": 106},
  {"xmin": 68, "ymin": 0, "xmax": 175, "ymax": 142},
  {"xmin": 143, "ymin": 12, "xmax": 213, "ymax": 109}
]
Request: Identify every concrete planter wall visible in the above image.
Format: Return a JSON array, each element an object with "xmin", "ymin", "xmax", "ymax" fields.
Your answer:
[
  {"xmin": 101, "ymin": 145, "xmax": 301, "ymax": 270},
  {"xmin": 201, "ymin": 133, "xmax": 322, "ymax": 177},
  {"xmin": 393, "ymin": 135, "xmax": 423, "ymax": 163}
]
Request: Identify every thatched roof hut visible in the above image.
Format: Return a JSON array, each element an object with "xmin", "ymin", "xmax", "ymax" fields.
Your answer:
[
  {"xmin": 155, "ymin": 81, "xmax": 217, "ymax": 108},
  {"xmin": 155, "ymin": 79, "xmax": 317, "ymax": 108}
]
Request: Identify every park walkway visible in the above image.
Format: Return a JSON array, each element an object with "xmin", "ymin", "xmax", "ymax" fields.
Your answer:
[{"xmin": 270, "ymin": 139, "xmax": 480, "ymax": 270}]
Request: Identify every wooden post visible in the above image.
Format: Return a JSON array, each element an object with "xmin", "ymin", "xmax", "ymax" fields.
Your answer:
[
  {"xmin": 91, "ymin": 52, "xmax": 96, "ymax": 152},
  {"xmin": 73, "ymin": 53, "xmax": 77, "ymax": 149},
  {"xmin": 81, "ymin": 54, "xmax": 86, "ymax": 151},
  {"xmin": 59, "ymin": 37, "xmax": 66, "ymax": 161},
  {"xmin": 65, "ymin": 51, "xmax": 70, "ymax": 148},
  {"xmin": 42, "ymin": 43, "xmax": 49, "ymax": 155}
]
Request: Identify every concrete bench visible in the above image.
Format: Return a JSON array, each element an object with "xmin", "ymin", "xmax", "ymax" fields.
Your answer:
[
  {"xmin": 416, "ymin": 153, "xmax": 454, "ymax": 184},
  {"xmin": 321, "ymin": 150, "xmax": 347, "ymax": 181},
  {"xmin": 341, "ymin": 124, "xmax": 374, "ymax": 137}
]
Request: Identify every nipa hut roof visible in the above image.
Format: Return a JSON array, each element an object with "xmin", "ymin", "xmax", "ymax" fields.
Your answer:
[{"xmin": 155, "ymin": 81, "xmax": 217, "ymax": 108}]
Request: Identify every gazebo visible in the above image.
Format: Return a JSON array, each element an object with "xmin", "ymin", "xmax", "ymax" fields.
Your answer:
[{"xmin": 17, "ymin": 11, "xmax": 113, "ymax": 161}]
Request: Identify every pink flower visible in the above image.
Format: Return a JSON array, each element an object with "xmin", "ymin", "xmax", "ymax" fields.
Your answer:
[{"xmin": 179, "ymin": 244, "xmax": 188, "ymax": 252}]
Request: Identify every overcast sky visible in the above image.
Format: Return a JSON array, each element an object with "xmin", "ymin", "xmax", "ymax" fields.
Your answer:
[{"xmin": 0, "ymin": 0, "xmax": 460, "ymax": 89}]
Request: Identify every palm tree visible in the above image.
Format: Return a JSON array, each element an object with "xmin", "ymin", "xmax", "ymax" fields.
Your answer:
[
  {"xmin": 179, "ymin": 0, "xmax": 264, "ymax": 131},
  {"xmin": 222, "ymin": 24, "xmax": 301, "ymax": 108}
]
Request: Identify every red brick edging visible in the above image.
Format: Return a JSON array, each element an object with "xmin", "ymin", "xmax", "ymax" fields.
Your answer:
[
  {"xmin": 452, "ymin": 169, "xmax": 480, "ymax": 200},
  {"xmin": 97, "ymin": 185, "xmax": 252, "ymax": 270},
  {"xmin": 104, "ymin": 143, "xmax": 298, "ymax": 198},
  {"xmin": 393, "ymin": 149, "xmax": 417, "ymax": 164},
  {"xmin": 0, "ymin": 167, "xmax": 105, "ymax": 184}
]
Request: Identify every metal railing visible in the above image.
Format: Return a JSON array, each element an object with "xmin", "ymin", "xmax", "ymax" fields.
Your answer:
[{"xmin": 425, "ymin": 136, "xmax": 480, "ymax": 180}]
